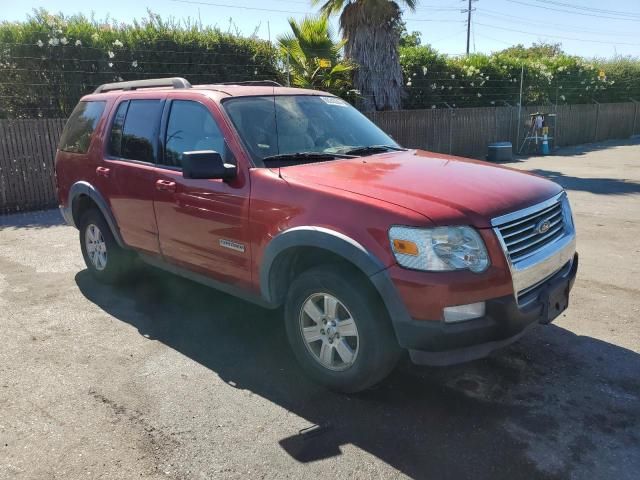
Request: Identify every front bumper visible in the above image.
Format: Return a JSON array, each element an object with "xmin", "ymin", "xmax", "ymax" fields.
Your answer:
[{"xmin": 394, "ymin": 253, "xmax": 578, "ymax": 366}]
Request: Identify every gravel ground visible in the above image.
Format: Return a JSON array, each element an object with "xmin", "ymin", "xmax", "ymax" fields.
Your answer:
[{"xmin": 1, "ymin": 139, "xmax": 639, "ymax": 480}]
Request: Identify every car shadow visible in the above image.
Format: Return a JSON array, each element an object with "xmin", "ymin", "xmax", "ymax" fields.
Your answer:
[
  {"xmin": 551, "ymin": 137, "xmax": 640, "ymax": 157},
  {"xmin": 528, "ymin": 169, "xmax": 640, "ymax": 196},
  {"xmin": 516, "ymin": 137, "xmax": 640, "ymax": 160},
  {"xmin": 75, "ymin": 267, "xmax": 640, "ymax": 480}
]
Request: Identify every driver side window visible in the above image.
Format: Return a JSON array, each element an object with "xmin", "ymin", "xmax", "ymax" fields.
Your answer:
[{"xmin": 163, "ymin": 100, "xmax": 230, "ymax": 168}]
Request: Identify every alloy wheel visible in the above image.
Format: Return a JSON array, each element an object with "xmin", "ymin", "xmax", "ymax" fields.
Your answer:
[
  {"xmin": 299, "ymin": 293, "xmax": 360, "ymax": 371},
  {"xmin": 85, "ymin": 223, "xmax": 108, "ymax": 271}
]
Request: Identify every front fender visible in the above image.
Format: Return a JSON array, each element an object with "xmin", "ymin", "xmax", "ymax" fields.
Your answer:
[{"xmin": 259, "ymin": 226, "xmax": 414, "ymax": 328}]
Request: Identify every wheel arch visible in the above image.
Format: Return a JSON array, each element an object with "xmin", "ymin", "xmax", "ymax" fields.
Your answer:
[
  {"xmin": 68, "ymin": 181, "xmax": 125, "ymax": 248},
  {"xmin": 260, "ymin": 227, "xmax": 388, "ymax": 307}
]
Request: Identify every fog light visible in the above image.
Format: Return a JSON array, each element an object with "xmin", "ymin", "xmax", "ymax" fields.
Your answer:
[{"xmin": 443, "ymin": 302, "xmax": 486, "ymax": 323}]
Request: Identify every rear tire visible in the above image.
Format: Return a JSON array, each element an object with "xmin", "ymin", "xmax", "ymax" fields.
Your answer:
[
  {"xmin": 284, "ymin": 265, "xmax": 401, "ymax": 393},
  {"xmin": 79, "ymin": 209, "xmax": 132, "ymax": 284}
]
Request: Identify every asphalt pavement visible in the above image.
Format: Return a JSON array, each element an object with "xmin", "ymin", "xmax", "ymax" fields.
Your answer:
[{"xmin": 1, "ymin": 139, "xmax": 639, "ymax": 479}]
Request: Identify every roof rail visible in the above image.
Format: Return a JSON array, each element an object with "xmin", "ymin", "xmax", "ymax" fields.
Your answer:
[
  {"xmin": 219, "ymin": 80, "xmax": 283, "ymax": 87},
  {"xmin": 94, "ymin": 77, "xmax": 192, "ymax": 94}
]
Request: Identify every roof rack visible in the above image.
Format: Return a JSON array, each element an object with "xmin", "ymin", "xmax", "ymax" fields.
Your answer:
[
  {"xmin": 218, "ymin": 80, "xmax": 283, "ymax": 87},
  {"xmin": 94, "ymin": 77, "xmax": 192, "ymax": 94}
]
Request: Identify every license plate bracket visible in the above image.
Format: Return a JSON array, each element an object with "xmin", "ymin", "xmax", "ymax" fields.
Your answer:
[{"xmin": 542, "ymin": 281, "xmax": 569, "ymax": 324}]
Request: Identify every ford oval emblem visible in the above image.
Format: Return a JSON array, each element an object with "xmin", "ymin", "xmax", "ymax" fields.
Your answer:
[{"xmin": 536, "ymin": 218, "xmax": 551, "ymax": 234}]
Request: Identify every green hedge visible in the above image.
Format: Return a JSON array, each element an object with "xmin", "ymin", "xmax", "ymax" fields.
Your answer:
[
  {"xmin": 1, "ymin": 10, "xmax": 639, "ymax": 117},
  {"xmin": 399, "ymin": 43, "xmax": 640, "ymax": 109},
  {"xmin": 0, "ymin": 9, "xmax": 281, "ymax": 118}
]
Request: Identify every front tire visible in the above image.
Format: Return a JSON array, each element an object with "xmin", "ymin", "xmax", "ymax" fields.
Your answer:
[
  {"xmin": 284, "ymin": 265, "xmax": 400, "ymax": 393},
  {"xmin": 79, "ymin": 209, "xmax": 131, "ymax": 284}
]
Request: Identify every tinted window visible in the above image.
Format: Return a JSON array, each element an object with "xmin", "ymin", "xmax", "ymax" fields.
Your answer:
[
  {"xmin": 59, "ymin": 101, "xmax": 106, "ymax": 153},
  {"xmin": 110, "ymin": 99, "xmax": 162, "ymax": 162},
  {"xmin": 163, "ymin": 100, "xmax": 228, "ymax": 168},
  {"xmin": 108, "ymin": 101, "xmax": 128, "ymax": 157}
]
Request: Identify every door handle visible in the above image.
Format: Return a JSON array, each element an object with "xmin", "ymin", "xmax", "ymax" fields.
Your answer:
[
  {"xmin": 155, "ymin": 179, "xmax": 177, "ymax": 192},
  {"xmin": 96, "ymin": 166, "xmax": 111, "ymax": 178}
]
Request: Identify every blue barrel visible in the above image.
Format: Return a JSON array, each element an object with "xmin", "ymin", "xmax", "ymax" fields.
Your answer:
[{"xmin": 487, "ymin": 142, "xmax": 513, "ymax": 162}]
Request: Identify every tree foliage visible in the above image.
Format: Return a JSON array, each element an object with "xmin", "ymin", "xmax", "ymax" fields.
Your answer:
[
  {"xmin": 0, "ymin": 9, "xmax": 280, "ymax": 118},
  {"xmin": 277, "ymin": 16, "xmax": 354, "ymax": 95},
  {"xmin": 397, "ymin": 21, "xmax": 421, "ymax": 48}
]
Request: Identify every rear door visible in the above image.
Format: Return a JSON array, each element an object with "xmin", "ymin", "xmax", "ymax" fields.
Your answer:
[
  {"xmin": 153, "ymin": 97, "xmax": 252, "ymax": 289},
  {"xmin": 97, "ymin": 97, "xmax": 164, "ymax": 254},
  {"xmin": 55, "ymin": 100, "xmax": 107, "ymax": 207}
]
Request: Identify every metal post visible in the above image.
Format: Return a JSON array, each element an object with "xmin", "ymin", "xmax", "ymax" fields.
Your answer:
[
  {"xmin": 593, "ymin": 98, "xmax": 600, "ymax": 142},
  {"xmin": 502, "ymin": 100, "xmax": 513, "ymax": 145},
  {"xmin": 631, "ymin": 98, "xmax": 638, "ymax": 136},
  {"xmin": 286, "ymin": 50, "xmax": 290, "ymax": 87},
  {"xmin": 444, "ymin": 102, "xmax": 454, "ymax": 154},
  {"xmin": 516, "ymin": 65, "xmax": 524, "ymax": 149}
]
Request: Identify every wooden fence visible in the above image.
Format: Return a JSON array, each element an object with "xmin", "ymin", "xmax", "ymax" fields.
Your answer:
[
  {"xmin": 366, "ymin": 102, "xmax": 640, "ymax": 159},
  {"xmin": 0, "ymin": 118, "xmax": 65, "ymax": 214},
  {"xmin": 0, "ymin": 102, "xmax": 639, "ymax": 214}
]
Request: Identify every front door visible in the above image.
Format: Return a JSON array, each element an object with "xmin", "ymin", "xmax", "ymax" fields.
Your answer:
[
  {"xmin": 98, "ymin": 97, "xmax": 164, "ymax": 255},
  {"xmin": 153, "ymin": 98, "xmax": 252, "ymax": 289}
]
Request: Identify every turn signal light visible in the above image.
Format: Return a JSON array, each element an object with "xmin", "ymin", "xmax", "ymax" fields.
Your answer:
[{"xmin": 392, "ymin": 239, "xmax": 419, "ymax": 256}]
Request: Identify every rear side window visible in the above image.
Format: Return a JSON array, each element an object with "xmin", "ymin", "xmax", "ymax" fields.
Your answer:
[
  {"xmin": 108, "ymin": 99, "xmax": 163, "ymax": 162},
  {"xmin": 108, "ymin": 101, "xmax": 128, "ymax": 157},
  {"xmin": 59, "ymin": 101, "xmax": 106, "ymax": 153}
]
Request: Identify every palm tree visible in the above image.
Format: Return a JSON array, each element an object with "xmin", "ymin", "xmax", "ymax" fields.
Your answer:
[
  {"xmin": 277, "ymin": 16, "xmax": 354, "ymax": 95},
  {"xmin": 313, "ymin": 0, "xmax": 416, "ymax": 111}
]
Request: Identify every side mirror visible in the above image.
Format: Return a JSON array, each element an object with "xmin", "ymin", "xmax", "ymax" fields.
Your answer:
[{"xmin": 182, "ymin": 150, "xmax": 236, "ymax": 180}]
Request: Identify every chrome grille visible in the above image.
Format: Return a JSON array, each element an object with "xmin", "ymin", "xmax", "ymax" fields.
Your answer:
[{"xmin": 495, "ymin": 198, "xmax": 566, "ymax": 263}]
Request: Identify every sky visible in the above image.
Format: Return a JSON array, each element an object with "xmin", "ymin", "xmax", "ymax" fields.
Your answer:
[{"xmin": 2, "ymin": 0, "xmax": 640, "ymax": 58}]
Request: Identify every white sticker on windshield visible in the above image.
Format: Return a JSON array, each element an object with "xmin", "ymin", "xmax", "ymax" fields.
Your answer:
[{"xmin": 320, "ymin": 96, "xmax": 348, "ymax": 107}]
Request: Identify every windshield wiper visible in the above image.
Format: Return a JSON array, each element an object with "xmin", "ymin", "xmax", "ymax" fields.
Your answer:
[
  {"xmin": 341, "ymin": 145, "xmax": 406, "ymax": 156},
  {"xmin": 262, "ymin": 152, "xmax": 355, "ymax": 163}
]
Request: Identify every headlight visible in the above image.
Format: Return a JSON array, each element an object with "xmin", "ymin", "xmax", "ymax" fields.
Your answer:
[{"xmin": 389, "ymin": 225, "xmax": 490, "ymax": 273}]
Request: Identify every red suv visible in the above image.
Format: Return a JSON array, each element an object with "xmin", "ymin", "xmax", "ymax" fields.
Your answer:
[{"xmin": 55, "ymin": 77, "xmax": 577, "ymax": 392}]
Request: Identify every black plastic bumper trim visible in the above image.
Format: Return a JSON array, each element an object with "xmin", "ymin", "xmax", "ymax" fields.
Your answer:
[{"xmin": 399, "ymin": 253, "xmax": 578, "ymax": 366}]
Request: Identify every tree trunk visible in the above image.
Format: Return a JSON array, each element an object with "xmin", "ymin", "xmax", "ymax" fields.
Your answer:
[{"xmin": 341, "ymin": 2, "xmax": 404, "ymax": 112}]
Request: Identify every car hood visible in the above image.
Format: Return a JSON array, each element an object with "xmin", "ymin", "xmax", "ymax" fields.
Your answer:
[{"xmin": 280, "ymin": 149, "xmax": 563, "ymax": 228}]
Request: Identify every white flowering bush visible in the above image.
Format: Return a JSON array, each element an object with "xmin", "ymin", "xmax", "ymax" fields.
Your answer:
[
  {"xmin": 1, "ymin": 8, "xmax": 280, "ymax": 118},
  {"xmin": 399, "ymin": 42, "xmax": 637, "ymax": 109}
]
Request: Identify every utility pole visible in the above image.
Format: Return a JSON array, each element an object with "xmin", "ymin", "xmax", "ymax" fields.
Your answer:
[{"xmin": 463, "ymin": 0, "xmax": 477, "ymax": 56}]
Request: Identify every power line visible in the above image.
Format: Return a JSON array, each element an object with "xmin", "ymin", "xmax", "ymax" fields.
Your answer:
[
  {"xmin": 172, "ymin": 0, "xmax": 466, "ymax": 23},
  {"xmin": 505, "ymin": 0, "xmax": 640, "ymax": 22},
  {"xmin": 474, "ymin": 32, "xmax": 514, "ymax": 46},
  {"xmin": 0, "ymin": 41, "xmax": 363, "ymax": 59},
  {"xmin": 271, "ymin": 0, "xmax": 463, "ymax": 11},
  {"xmin": 474, "ymin": 21, "xmax": 640, "ymax": 46},
  {"xmin": 476, "ymin": 10, "xmax": 640, "ymax": 36},
  {"xmin": 527, "ymin": 0, "xmax": 640, "ymax": 19},
  {"xmin": 427, "ymin": 29, "xmax": 469, "ymax": 45},
  {"xmin": 171, "ymin": 0, "xmax": 309, "ymax": 15}
]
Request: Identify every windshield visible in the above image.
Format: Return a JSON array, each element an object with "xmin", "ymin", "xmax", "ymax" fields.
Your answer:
[{"xmin": 223, "ymin": 95, "xmax": 399, "ymax": 166}]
